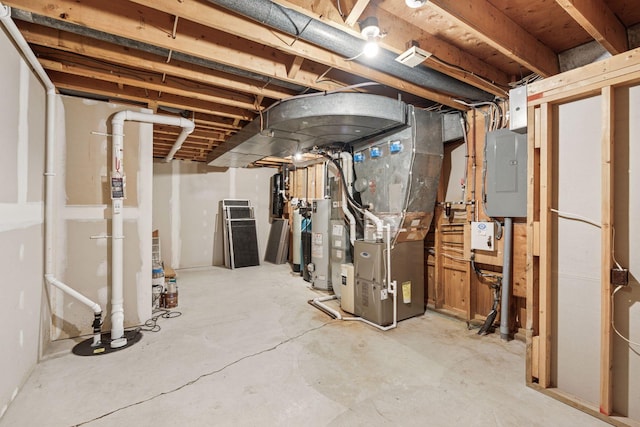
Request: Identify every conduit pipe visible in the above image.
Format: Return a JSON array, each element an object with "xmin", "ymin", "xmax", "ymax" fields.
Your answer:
[
  {"xmin": 0, "ymin": 3, "xmax": 104, "ymax": 346},
  {"xmin": 109, "ymin": 110, "xmax": 194, "ymax": 348},
  {"xmin": 500, "ymin": 217, "xmax": 513, "ymax": 341},
  {"xmin": 205, "ymin": 0, "xmax": 493, "ymax": 102}
]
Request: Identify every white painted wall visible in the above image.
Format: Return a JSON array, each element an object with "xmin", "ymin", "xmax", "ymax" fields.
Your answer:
[
  {"xmin": 152, "ymin": 161, "xmax": 274, "ymax": 269},
  {"xmin": 0, "ymin": 32, "xmax": 45, "ymax": 419}
]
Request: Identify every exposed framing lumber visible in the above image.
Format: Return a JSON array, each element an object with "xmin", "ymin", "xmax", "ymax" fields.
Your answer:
[
  {"xmin": 526, "ymin": 104, "xmax": 540, "ymax": 383},
  {"xmin": 537, "ymin": 102, "xmax": 553, "ymax": 388},
  {"xmin": 274, "ymin": 0, "xmax": 510, "ymax": 96},
  {"xmin": 6, "ymin": 0, "xmax": 346, "ymax": 93},
  {"xmin": 555, "ymin": 0, "xmax": 628, "ymax": 55},
  {"xmin": 528, "ymin": 46, "xmax": 640, "ymax": 105},
  {"xmin": 129, "ymin": 0, "xmax": 466, "ymax": 108},
  {"xmin": 18, "ymin": 22, "xmax": 297, "ymax": 101},
  {"xmin": 345, "ymin": 0, "xmax": 370, "ymax": 27},
  {"xmin": 48, "ymin": 71, "xmax": 253, "ymax": 120},
  {"xmin": 527, "ymin": 47, "xmax": 640, "ymax": 425},
  {"xmin": 37, "ymin": 56, "xmax": 262, "ymax": 111},
  {"xmin": 599, "ymin": 85, "xmax": 614, "ymax": 415},
  {"xmin": 427, "ymin": 0, "xmax": 559, "ymax": 77}
]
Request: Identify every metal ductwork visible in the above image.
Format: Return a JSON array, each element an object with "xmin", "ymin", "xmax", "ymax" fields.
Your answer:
[
  {"xmin": 205, "ymin": 0, "xmax": 494, "ymax": 102},
  {"xmin": 207, "ymin": 92, "xmax": 409, "ymax": 167},
  {"xmin": 10, "ymin": 8, "xmax": 307, "ymax": 93}
]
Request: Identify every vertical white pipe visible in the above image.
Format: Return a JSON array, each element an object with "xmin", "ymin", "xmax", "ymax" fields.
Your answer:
[
  {"xmin": 0, "ymin": 3, "xmax": 104, "ymax": 345},
  {"xmin": 338, "ymin": 152, "xmax": 356, "ymax": 245},
  {"xmin": 110, "ymin": 113, "xmax": 127, "ymax": 347},
  {"xmin": 110, "ymin": 110, "xmax": 194, "ymax": 348}
]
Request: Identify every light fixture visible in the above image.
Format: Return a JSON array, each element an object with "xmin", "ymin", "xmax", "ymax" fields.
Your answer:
[
  {"xmin": 294, "ymin": 151, "xmax": 303, "ymax": 161},
  {"xmin": 360, "ymin": 16, "xmax": 380, "ymax": 58},
  {"xmin": 405, "ymin": 0, "xmax": 427, "ymax": 8}
]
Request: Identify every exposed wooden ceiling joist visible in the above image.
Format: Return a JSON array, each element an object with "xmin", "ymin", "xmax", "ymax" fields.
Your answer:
[
  {"xmin": 18, "ymin": 22, "xmax": 298, "ymax": 101},
  {"xmin": 129, "ymin": 0, "xmax": 470, "ymax": 108},
  {"xmin": 272, "ymin": 0, "xmax": 510, "ymax": 96},
  {"xmin": 48, "ymin": 71, "xmax": 253, "ymax": 120},
  {"xmin": 555, "ymin": 0, "xmax": 628, "ymax": 54},
  {"xmin": 36, "ymin": 54, "xmax": 264, "ymax": 112},
  {"xmin": 425, "ymin": 0, "xmax": 560, "ymax": 77},
  {"xmin": 6, "ymin": 0, "xmax": 347, "ymax": 92},
  {"xmin": 4, "ymin": 0, "xmax": 639, "ymax": 165}
]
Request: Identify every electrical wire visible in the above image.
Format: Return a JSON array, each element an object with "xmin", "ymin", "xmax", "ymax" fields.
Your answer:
[
  {"xmin": 611, "ymin": 285, "xmax": 640, "ymax": 347},
  {"xmin": 550, "ymin": 208, "xmax": 602, "ymax": 229},
  {"xmin": 135, "ymin": 308, "xmax": 182, "ymax": 333}
]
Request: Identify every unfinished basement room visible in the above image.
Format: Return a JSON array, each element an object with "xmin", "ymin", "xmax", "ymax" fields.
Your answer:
[{"xmin": 1, "ymin": 0, "xmax": 639, "ymax": 426}]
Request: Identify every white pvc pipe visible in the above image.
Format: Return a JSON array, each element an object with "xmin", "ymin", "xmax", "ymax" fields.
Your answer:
[
  {"xmin": 363, "ymin": 209, "xmax": 384, "ymax": 241},
  {"xmin": 338, "ymin": 152, "xmax": 356, "ymax": 245},
  {"xmin": 311, "ymin": 295, "xmax": 342, "ymax": 320},
  {"xmin": 0, "ymin": 3, "xmax": 104, "ymax": 346},
  {"xmin": 110, "ymin": 110, "xmax": 194, "ymax": 348}
]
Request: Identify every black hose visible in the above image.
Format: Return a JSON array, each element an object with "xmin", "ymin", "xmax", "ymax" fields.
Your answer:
[{"xmin": 321, "ymin": 152, "xmax": 364, "ymax": 210}]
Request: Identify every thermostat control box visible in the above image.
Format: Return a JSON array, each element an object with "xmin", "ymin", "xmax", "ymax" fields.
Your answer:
[{"xmin": 471, "ymin": 221, "xmax": 495, "ymax": 251}]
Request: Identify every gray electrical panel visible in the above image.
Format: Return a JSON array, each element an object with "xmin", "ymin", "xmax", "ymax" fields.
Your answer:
[{"xmin": 484, "ymin": 129, "xmax": 528, "ymax": 217}]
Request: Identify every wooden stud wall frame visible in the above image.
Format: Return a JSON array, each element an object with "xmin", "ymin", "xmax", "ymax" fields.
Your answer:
[{"xmin": 526, "ymin": 46, "xmax": 640, "ymax": 426}]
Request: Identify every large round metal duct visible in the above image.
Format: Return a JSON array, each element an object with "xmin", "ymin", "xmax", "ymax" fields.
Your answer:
[
  {"xmin": 206, "ymin": 0, "xmax": 494, "ymax": 102},
  {"xmin": 207, "ymin": 92, "xmax": 409, "ymax": 167}
]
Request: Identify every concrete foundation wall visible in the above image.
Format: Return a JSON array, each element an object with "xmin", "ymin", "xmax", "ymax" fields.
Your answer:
[
  {"xmin": 0, "ymin": 32, "xmax": 45, "ymax": 419},
  {"xmin": 153, "ymin": 162, "xmax": 274, "ymax": 269}
]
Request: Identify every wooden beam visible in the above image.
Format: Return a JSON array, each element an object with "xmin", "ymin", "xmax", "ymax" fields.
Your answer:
[
  {"xmin": 555, "ymin": 0, "xmax": 628, "ymax": 55},
  {"xmin": 18, "ymin": 22, "xmax": 295, "ymax": 101},
  {"xmin": 527, "ymin": 46, "xmax": 640, "ymax": 106},
  {"xmin": 287, "ymin": 56, "xmax": 305, "ymax": 79},
  {"xmin": 599, "ymin": 85, "xmax": 614, "ymax": 415},
  {"xmin": 6, "ymin": 0, "xmax": 345, "ymax": 93},
  {"xmin": 345, "ymin": 0, "xmax": 371, "ymax": 27},
  {"xmin": 526, "ymin": 104, "xmax": 538, "ymax": 384},
  {"xmin": 130, "ymin": 0, "xmax": 466, "ymax": 108},
  {"xmin": 538, "ymin": 102, "xmax": 553, "ymax": 388},
  {"xmin": 427, "ymin": 0, "xmax": 560, "ymax": 77},
  {"xmin": 275, "ymin": 0, "xmax": 510, "ymax": 95},
  {"xmin": 47, "ymin": 71, "xmax": 253, "ymax": 120},
  {"xmin": 37, "ymin": 55, "xmax": 261, "ymax": 111}
]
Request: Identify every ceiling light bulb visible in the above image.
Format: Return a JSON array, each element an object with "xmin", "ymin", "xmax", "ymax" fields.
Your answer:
[
  {"xmin": 405, "ymin": 0, "xmax": 427, "ymax": 8},
  {"xmin": 363, "ymin": 39, "xmax": 379, "ymax": 58},
  {"xmin": 294, "ymin": 152, "xmax": 303, "ymax": 161}
]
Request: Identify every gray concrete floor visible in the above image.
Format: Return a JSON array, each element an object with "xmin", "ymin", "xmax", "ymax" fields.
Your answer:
[{"xmin": 1, "ymin": 264, "xmax": 608, "ymax": 427}]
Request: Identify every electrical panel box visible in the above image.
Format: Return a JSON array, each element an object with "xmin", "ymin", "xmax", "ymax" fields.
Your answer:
[
  {"xmin": 485, "ymin": 129, "xmax": 528, "ymax": 217},
  {"xmin": 471, "ymin": 221, "xmax": 495, "ymax": 251},
  {"xmin": 509, "ymin": 86, "xmax": 527, "ymax": 133}
]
